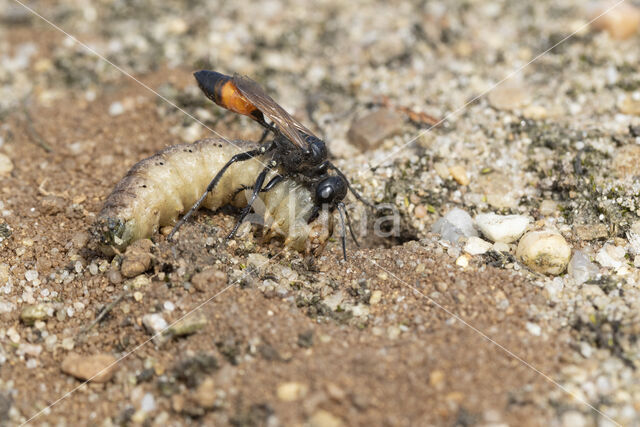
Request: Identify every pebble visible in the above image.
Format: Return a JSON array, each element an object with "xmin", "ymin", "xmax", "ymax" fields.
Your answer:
[
  {"xmin": 591, "ymin": 2, "xmax": 640, "ymax": 40},
  {"xmin": 516, "ymin": 231, "xmax": 571, "ymax": 275},
  {"xmin": 487, "ymin": 82, "xmax": 531, "ymax": 111},
  {"xmin": 20, "ymin": 303, "xmax": 49, "ymax": 325},
  {"xmin": 108, "ymin": 101, "xmax": 125, "ymax": 116},
  {"xmin": 247, "ymin": 253, "xmax": 269, "ymax": 271},
  {"xmin": 455, "ymin": 254, "xmax": 471, "ymax": 268},
  {"xmin": 595, "ymin": 244, "xmax": 626, "ymax": 269},
  {"xmin": 40, "ymin": 196, "xmax": 66, "ymax": 215},
  {"xmin": 574, "ymin": 224, "xmax": 609, "ymax": 241},
  {"xmin": 539, "ymin": 200, "xmax": 558, "ymax": 216},
  {"xmin": 347, "ymin": 108, "xmax": 403, "ymax": 151},
  {"xmin": 24, "ymin": 269, "xmax": 38, "ymax": 282},
  {"xmin": 308, "ymin": 410, "xmax": 344, "ymax": 427},
  {"xmin": 463, "ymin": 236, "xmax": 493, "ymax": 255},
  {"xmin": 448, "ymin": 165, "xmax": 470, "ymax": 185},
  {"xmin": 567, "ymin": 251, "xmax": 599, "ymax": 284},
  {"xmin": 142, "ymin": 313, "xmax": 168, "ymax": 335},
  {"xmin": 120, "ymin": 239, "xmax": 153, "ymax": 278},
  {"xmin": 369, "ymin": 290, "xmax": 382, "ymax": 305},
  {"xmin": 277, "ymin": 381, "xmax": 308, "ymax": 402},
  {"xmin": 193, "ymin": 377, "xmax": 216, "ymax": 408},
  {"xmin": 612, "ymin": 145, "xmax": 640, "ymax": 179},
  {"xmin": 431, "ymin": 208, "xmax": 477, "ymax": 244},
  {"xmin": 191, "ymin": 268, "xmax": 227, "ymax": 292},
  {"xmin": 413, "ymin": 204, "xmax": 427, "ymax": 219},
  {"xmin": 475, "ymin": 213, "xmax": 530, "ymax": 243},
  {"xmin": 0, "ymin": 154, "xmax": 13, "ymax": 176},
  {"xmin": 61, "ymin": 353, "xmax": 118, "ymax": 383},
  {"xmin": 140, "ymin": 393, "xmax": 156, "ymax": 412},
  {"xmin": 618, "ymin": 95, "xmax": 640, "ymax": 116},
  {"xmin": 168, "ymin": 312, "xmax": 207, "ymax": 337}
]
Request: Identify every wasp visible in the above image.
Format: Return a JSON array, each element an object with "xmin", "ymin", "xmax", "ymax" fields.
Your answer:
[{"xmin": 168, "ymin": 70, "xmax": 371, "ymax": 259}]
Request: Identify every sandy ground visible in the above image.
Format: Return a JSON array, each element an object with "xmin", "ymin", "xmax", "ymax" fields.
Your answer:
[{"xmin": 1, "ymin": 1, "xmax": 640, "ymax": 426}]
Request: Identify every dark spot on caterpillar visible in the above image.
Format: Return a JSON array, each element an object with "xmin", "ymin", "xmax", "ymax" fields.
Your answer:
[{"xmin": 142, "ymin": 185, "xmax": 147, "ymax": 188}]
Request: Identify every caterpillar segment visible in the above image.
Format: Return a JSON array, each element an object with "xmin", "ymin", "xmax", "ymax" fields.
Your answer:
[{"xmin": 92, "ymin": 137, "xmax": 333, "ymax": 256}]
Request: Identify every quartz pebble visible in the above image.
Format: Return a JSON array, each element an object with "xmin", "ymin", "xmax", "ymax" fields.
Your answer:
[
  {"xmin": 431, "ymin": 208, "xmax": 477, "ymax": 244},
  {"xmin": 475, "ymin": 213, "xmax": 530, "ymax": 243},
  {"xmin": 591, "ymin": 2, "xmax": 640, "ymax": 40},
  {"xmin": 142, "ymin": 313, "xmax": 168, "ymax": 335},
  {"xmin": 277, "ymin": 382, "xmax": 308, "ymax": 402},
  {"xmin": 61, "ymin": 353, "xmax": 118, "ymax": 383},
  {"xmin": 516, "ymin": 231, "xmax": 571, "ymax": 275},
  {"xmin": 193, "ymin": 377, "xmax": 216, "ymax": 408},
  {"xmin": 595, "ymin": 244, "xmax": 626, "ymax": 269},
  {"xmin": 168, "ymin": 312, "xmax": 207, "ymax": 337},
  {"xmin": 464, "ymin": 236, "xmax": 493, "ymax": 255},
  {"xmin": 488, "ymin": 82, "xmax": 531, "ymax": 111},
  {"xmin": 567, "ymin": 251, "xmax": 599, "ymax": 284},
  {"xmin": 120, "ymin": 239, "xmax": 153, "ymax": 278},
  {"xmin": 20, "ymin": 304, "xmax": 49, "ymax": 325},
  {"xmin": 308, "ymin": 410, "xmax": 344, "ymax": 427},
  {"xmin": 448, "ymin": 165, "xmax": 470, "ymax": 185},
  {"xmin": 0, "ymin": 154, "xmax": 13, "ymax": 176},
  {"xmin": 347, "ymin": 109, "xmax": 403, "ymax": 151}
]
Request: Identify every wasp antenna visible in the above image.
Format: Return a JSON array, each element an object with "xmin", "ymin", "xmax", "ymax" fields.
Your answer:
[
  {"xmin": 337, "ymin": 202, "xmax": 348, "ymax": 261},
  {"xmin": 327, "ymin": 163, "xmax": 375, "ymax": 209},
  {"xmin": 339, "ymin": 202, "xmax": 360, "ymax": 247}
]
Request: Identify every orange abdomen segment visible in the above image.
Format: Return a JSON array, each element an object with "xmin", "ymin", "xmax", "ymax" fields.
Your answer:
[
  {"xmin": 194, "ymin": 70, "xmax": 264, "ymax": 123},
  {"xmin": 220, "ymin": 81, "xmax": 259, "ymax": 117}
]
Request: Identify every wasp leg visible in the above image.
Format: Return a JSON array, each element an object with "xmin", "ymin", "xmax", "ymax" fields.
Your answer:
[
  {"xmin": 338, "ymin": 201, "xmax": 360, "ymax": 247},
  {"xmin": 168, "ymin": 141, "xmax": 276, "ymax": 240},
  {"xmin": 231, "ymin": 174, "xmax": 285, "ymax": 200},
  {"xmin": 227, "ymin": 161, "xmax": 276, "ymax": 239},
  {"xmin": 324, "ymin": 162, "xmax": 374, "ymax": 209},
  {"xmin": 336, "ymin": 202, "xmax": 348, "ymax": 261}
]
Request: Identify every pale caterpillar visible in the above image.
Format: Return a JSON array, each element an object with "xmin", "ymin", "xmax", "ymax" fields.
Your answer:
[{"xmin": 92, "ymin": 137, "xmax": 333, "ymax": 255}]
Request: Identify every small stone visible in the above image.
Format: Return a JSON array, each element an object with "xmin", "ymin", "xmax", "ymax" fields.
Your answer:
[
  {"xmin": 308, "ymin": 410, "xmax": 344, "ymax": 427},
  {"xmin": 612, "ymin": 145, "xmax": 640, "ymax": 179},
  {"xmin": 429, "ymin": 370, "xmax": 445, "ymax": 389},
  {"xmin": 539, "ymin": 200, "xmax": 557, "ymax": 216},
  {"xmin": 463, "ymin": 236, "xmax": 492, "ymax": 255},
  {"xmin": 40, "ymin": 196, "xmax": 66, "ymax": 215},
  {"xmin": 595, "ymin": 244, "xmax": 626, "ymax": 269},
  {"xmin": 71, "ymin": 231, "xmax": 90, "ymax": 248},
  {"xmin": 448, "ymin": 165, "xmax": 470, "ymax": 185},
  {"xmin": 431, "ymin": 208, "xmax": 477, "ymax": 244},
  {"xmin": 247, "ymin": 253, "xmax": 269, "ymax": 271},
  {"xmin": 574, "ymin": 224, "xmax": 609, "ymax": 241},
  {"xmin": 435, "ymin": 281, "xmax": 448, "ymax": 292},
  {"xmin": 488, "ymin": 82, "xmax": 531, "ymax": 111},
  {"xmin": 168, "ymin": 312, "xmax": 207, "ymax": 337},
  {"xmin": 127, "ymin": 275, "xmax": 151, "ymax": 289},
  {"xmin": 277, "ymin": 381, "xmax": 308, "ymax": 402},
  {"xmin": 140, "ymin": 393, "xmax": 156, "ymax": 412},
  {"xmin": 0, "ymin": 154, "xmax": 13, "ymax": 176},
  {"xmin": 326, "ymin": 383, "xmax": 346, "ymax": 401},
  {"xmin": 591, "ymin": 2, "xmax": 640, "ymax": 40},
  {"xmin": 413, "ymin": 205, "xmax": 427, "ymax": 219},
  {"xmin": 109, "ymin": 101, "xmax": 125, "ymax": 116},
  {"xmin": 20, "ymin": 304, "xmax": 49, "ymax": 325},
  {"xmin": 142, "ymin": 313, "xmax": 168, "ymax": 335},
  {"xmin": 61, "ymin": 353, "xmax": 118, "ymax": 383},
  {"xmin": 475, "ymin": 213, "xmax": 530, "ymax": 243},
  {"xmin": 522, "ymin": 104, "xmax": 548, "ymax": 120},
  {"xmin": 455, "ymin": 254, "xmax": 470, "ymax": 268},
  {"xmin": 369, "ymin": 290, "xmax": 382, "ymax": 305},
  {"xmin": 120, "ymin": 239, "xmax": 153, "ymax": 278},
  {"xmin": 618, "ymin": 95, "xmax": 640, "ymax": 116},
  {"xmin": 24, "ymin": 269, "xmax": 38, "ymax": 282},
  {"xmin": 433, "ymin": 162, "xmax": 450, "ymax": 179},
  {"xmin": 347, "ymin": 109, "xmax": 403, "ymax": 151},
  {"xmin": 568, "ymin": 251, "xmax": 599, "ymax": 284},
  {"xmin": 526, "ymin": 322, "xmax": 541, "ymax": 336},
  {"xmin": 193, "ymin": 377, "xmax": 216, "ymax": 408},
  {"xmin": 191, "ymin": 268, "xmax": 227, "ymax": 292},
  {"xmin": 493, "ymin": 241, "xmax": 510, "ymax": 253},
  {"xmin": 516, "ymin": 231, "xmax": 571, "ymax": 275}
]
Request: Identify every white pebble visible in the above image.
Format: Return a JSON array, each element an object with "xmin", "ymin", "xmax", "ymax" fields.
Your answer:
[
  {"xmin": 140, "ymin": 393, "xmax": 156, "ymax": 412},
  {"xmin": 108, "ymin": 101, "xmax": 125, "ymax": 116},
  {"xmin": 525, "ymin": 322, "xmax": 541, "ymax": 336},
  {"xmin": 595, "ymin": 244, "xmax": 626, "ymax": 269},
  {"xmin": 431, "ymin": 208, "xmax": 477, "ymax": 243},
  {"xmin": 142, "ymin": 313, "xmax": 168, "ymax": 335},
  {"xmin": 25, "ymin": 270, "xmax": 39, "ymax": 282},
  {"xmin": 163, "ymin": 301, "xmax": 175, "ymax": 312},
  {"xmin": 516, "ymin": 231, "xmax": 571, "ymax": 275},
  {"xmin": 0, "ymin": 153, "xmax": 13, "ymax": 176},
  {"xmin": 568, "ymin": 251, "xmax": 599, "ymax": 284},
  {"xmin": 463, "ymin": 236, "xmax": 493, "ymax": 255},
  {"xmin": 475, "ymin": 213, "xmax": 530, "ymax": 243}
]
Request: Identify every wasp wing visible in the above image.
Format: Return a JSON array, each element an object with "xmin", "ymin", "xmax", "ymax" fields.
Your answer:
[{"xmin": 233, "ymin": 74, "xmax": 316, "ymax": 149}]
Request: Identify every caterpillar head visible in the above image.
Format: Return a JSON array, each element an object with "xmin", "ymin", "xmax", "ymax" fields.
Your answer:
[{"xmin": 91, "ymin": 216, "xmax": 137, "ymax": 255}]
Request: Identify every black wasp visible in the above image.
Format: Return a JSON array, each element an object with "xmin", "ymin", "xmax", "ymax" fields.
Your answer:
[{"xmin": 169, "ymin": 70, "xmax": 372, "ymax": 259}]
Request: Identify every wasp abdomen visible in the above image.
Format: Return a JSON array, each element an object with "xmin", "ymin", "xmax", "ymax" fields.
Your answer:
[{"xmin": 194, "ymin": 70, "xmax": 264, "ymax": 123}]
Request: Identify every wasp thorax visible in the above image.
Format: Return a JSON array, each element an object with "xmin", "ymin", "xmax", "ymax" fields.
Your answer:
[{"xmin": 306, "ymin": 136, "xmax": 327, "ymax": 164}]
